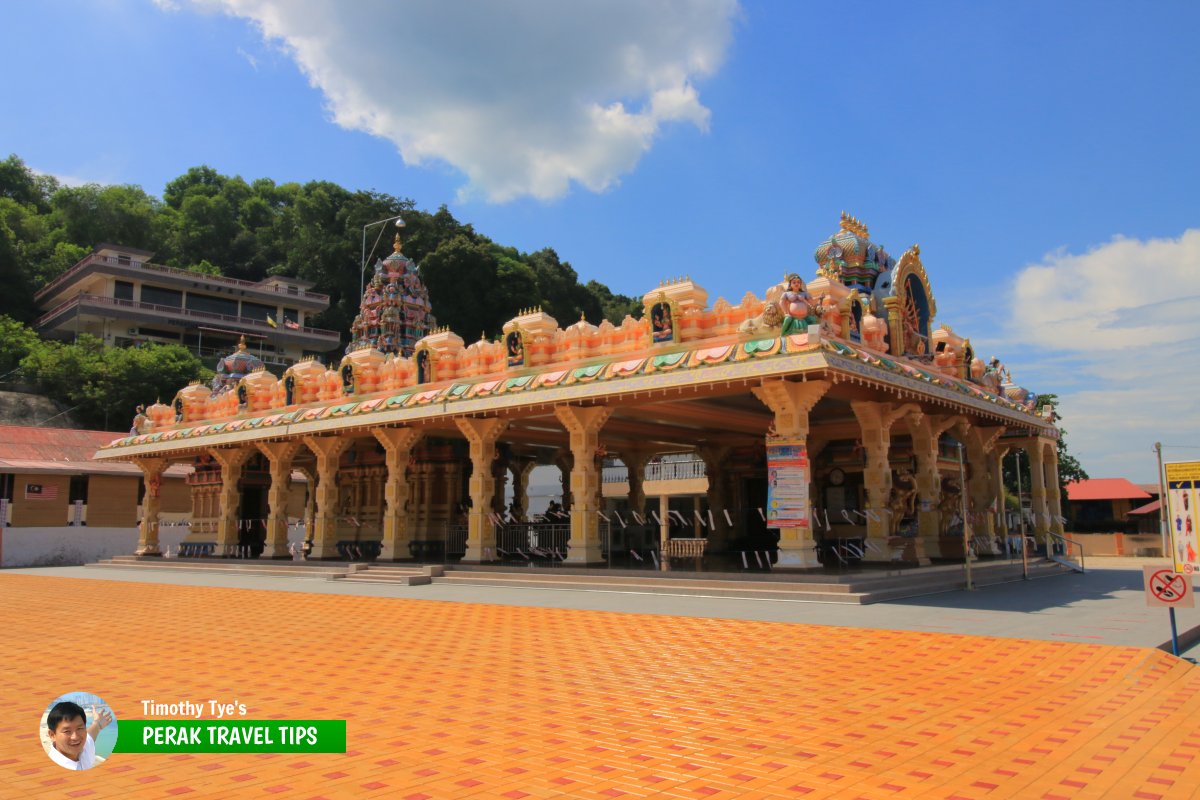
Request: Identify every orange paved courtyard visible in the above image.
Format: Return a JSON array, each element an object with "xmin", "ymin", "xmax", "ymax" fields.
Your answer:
[{"xmin": 2, "ymin": 573, "xmax": 1199, "ymax": 800}]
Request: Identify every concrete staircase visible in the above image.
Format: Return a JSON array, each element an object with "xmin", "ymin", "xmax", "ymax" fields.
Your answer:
[
  {"xmin": 428, "ymin": 559, "xmax": 1070, "ymax": 604},
  {"xmin": 85, "ymin": 556, "xmax": 1070, "ymax": 604},
  {"xmin": 330, "ymin": 565, "xmax": 443, "ymax": 586},
  {"xmin": 88, "ymin": 555, "xmax": 353, "ymax": 580}
]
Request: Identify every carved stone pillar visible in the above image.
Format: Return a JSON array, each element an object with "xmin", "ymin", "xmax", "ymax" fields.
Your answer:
[
  {"xmin": 994, "ymin": 446, "xmax": 1012, "ymax": 550},
  {"xmin": 851, "ymin": 401, "xmax": 923, "ymax": 562},
  {"xmin": 303, "ymin": 436, "xmax": 352, "ymax": 559},
  {"xmin": 210, "ymin": 447, "xmax": 253, "ymax": 557},
  {"xmin": 554, "ymin": 450, "xmax": 574, "ymax": 511},
  {"xmin": 256, "ymin": 441, "xmax": 303, "ymax": 559},
  {"xmin": 491, "ymin": 451, "xmax": 510, "ymax": 515},
  {"xmin": 296, "ymin": 466, "xmax": 316, "ymax": 547},
  {"xmin": 374, "ymin": 428, "xmax": 423, "ymax": 561},
  {"xmin": 1043, "ymin": 438, "xmax": 1065, "ymax": 538},
  {"xmin": 555, "ymin": 405, "xmax": 613, "ymax": 565},
  {"xmin": 509, "ymin": 457, "xmax": 536, "ymax": 521},
  {"xmin": 697, "ymin": 444, "xmax": 731, "ymax": 552},
  {"xmin": 658, "ymin": 494, "xmax": 671, "ymax": 570},
  {"xmin": 883, "ymin": 296, "xmax": 904, "ymax": 355},
  {"xmin": 906, "ymin": 413, "xmax": 952, "ymax": 560},
  {"xmin": 456, "ymin": 417, "xmax": 509, "ymax": 563},
  {"xmin": 134, "ymin": 458, "xmax": 168, "ymax": 556},
  {"xmin": 751, "ymin": 379, "xmax": 829, "ymax": 568},
  {"xmin": 1028, "ymin": 441, "xmax": 1051, "ymax": 549},
  {"xmin": 965, "ymin": 426, "xmax": 1005, "ymax": 555}
]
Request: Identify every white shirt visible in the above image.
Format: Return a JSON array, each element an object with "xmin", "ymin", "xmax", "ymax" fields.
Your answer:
[{"xmin": 48, "ymin": 733, "xmax": 95, "ymax": 770}]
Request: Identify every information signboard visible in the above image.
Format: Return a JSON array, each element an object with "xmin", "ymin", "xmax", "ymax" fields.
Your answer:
[
  {"xmin": 766, "ymin": 436, "xmax": 809, "ymax": 529},
  {"xmin": 1164, "ymin": 460, "xmax": 1200, "ymax": 574}
]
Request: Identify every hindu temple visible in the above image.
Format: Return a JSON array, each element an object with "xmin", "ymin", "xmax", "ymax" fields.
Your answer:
[{"xmin": 98, "ymin": 214, "xmax": 1063, "ymax": 572}]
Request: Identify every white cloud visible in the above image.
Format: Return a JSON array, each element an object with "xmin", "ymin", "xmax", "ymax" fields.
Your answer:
[
  {"xmin": 174, "ymin": 0, "xmax": 738, "ymax": 202},
  {"xmin": 30, "ymin": 167, "xmax": 91, "ymax": 188},
  {"xmin": 999, "ymin": 230, "xmax": 1200, "ymax": 480}
]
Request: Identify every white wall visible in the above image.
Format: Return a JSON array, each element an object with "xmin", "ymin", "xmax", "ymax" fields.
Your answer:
[{"xmin": 0, "ymin": 526, "xmax": 192, "ymax": 568}]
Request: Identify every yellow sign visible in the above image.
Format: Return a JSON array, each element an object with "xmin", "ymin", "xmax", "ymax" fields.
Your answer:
[{"xmin": 1164, "ymin": 460, "xmax": 1200, "ymax": 575}]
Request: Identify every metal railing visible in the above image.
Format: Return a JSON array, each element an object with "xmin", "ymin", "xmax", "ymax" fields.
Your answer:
[
  {"xmin": 1048, "ymin": 531, "xmax": 1085, "ymax": 573},
  {"xmin": 37, "ymin": 253, "xmax": 329, "ymax": 304},
  {"xmin": 35, "ymin": 293, "xmax": 340, "ymax": 340},
  {"xmin": 602, "ymin": 459, "xmax": 708, "ymax": 483}
]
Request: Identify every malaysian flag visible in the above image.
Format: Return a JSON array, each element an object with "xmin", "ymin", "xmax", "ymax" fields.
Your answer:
[
  {"xmin": 25, "ymin": 483, "xmax": 58, "ymax": 501},
  {"xmin": 283, "ymin": 319, "xmax": 301, "ymax": 330}
]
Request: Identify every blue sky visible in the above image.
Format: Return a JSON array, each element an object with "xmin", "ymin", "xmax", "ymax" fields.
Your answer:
[{"xmin": 2, "ymin": 1, "xmax": 1198, "ymax": 481}]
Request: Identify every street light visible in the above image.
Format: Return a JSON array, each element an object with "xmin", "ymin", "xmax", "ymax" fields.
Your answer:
[{"xmin": 360, "ymin": 215, "xmax": 406, "ymax": 298}]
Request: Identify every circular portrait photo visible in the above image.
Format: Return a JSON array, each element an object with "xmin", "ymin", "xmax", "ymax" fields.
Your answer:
[{"xmin": 40, "ymin": 692, "xmax": 118, "ymax": 771}]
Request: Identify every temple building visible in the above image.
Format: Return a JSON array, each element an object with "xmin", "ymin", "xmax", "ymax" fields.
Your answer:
[{"xmin": 94, "ymin": 215, "xmax": 1063, "ymax": 571}]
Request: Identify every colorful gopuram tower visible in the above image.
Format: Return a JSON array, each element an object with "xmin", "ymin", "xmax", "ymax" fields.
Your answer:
[{"xmin": 346, "ymin": 232, "xmax": 436, "ymax": 357}]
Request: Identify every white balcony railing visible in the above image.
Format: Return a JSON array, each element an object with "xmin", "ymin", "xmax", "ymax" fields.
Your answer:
[
  {"xmin": 602, "ymin": 460, "xmax": 707, "ymax": 483},
  {"xmin": 35, "ymin": 294, "xmax": 340, "ymax": 340}
]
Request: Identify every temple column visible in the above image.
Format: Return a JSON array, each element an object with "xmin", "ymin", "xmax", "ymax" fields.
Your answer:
[
  {"xmin": 303, "ymin": 436, "xmax": 352, "ymax": 559},
  {"xmin": 256, "ymin": 441, "xmax": 303, "ymax": 559},
  {"xmin": 620, "ymin": 447, "xmax": 654, "ymax": 518},
  {"xmin": 1043, "ymin": 438, "xmax": 1065, "ymax": 538},
  {"xmin": 994, "ymin": 446, "xmax": 1013, "ymax": 552},
  {"xmin": 492, "ymin": 452, "xmax": 510, "ymax": 515},
  {"xmin": 752, "ymin": 379, "xmax": 830, "ymax": 568},
  {"xmin": 1027, "ymin": 440, "xmax": 1052, "ymax": 551},
  {"xmin": 297, "ymin": 466, "xmax": 316, "ymax": 547},
  {"xmin": 965, "ymin": 426, "xmax": 1005, "ymax": 555},
  {"xmin": 906, "ymin": 413, "xmax": 960, "ymax": 560},
  {"xmin": 554, "ymin": 450, "xmax": 574, "ymax": 511},
  {"xmin": 456, "ymin": 417, "xmax": 509, "ymax": 563},
  {"xmin": 851, "ymin": 401, "xmax": 924, "ymax": 562},
  {"xmin": 210, "ymin": 447, "xmax": 254, "ymax": 557},
  {"xmin": 697, "ymin": 445, "xmax": 731, "ymax": 552},
  {"xmin": 658, "ymin": 494, "xmax": 671, "ymax": 568},
  {"xmin": 419, "ymin": 463, "xmax": 436, "ymax": 535},
  {"xmin": 134, "ymin": 457, "xmax": 168, "ymax": 555},
  {"xmin": 555, "ymin": 405, "xmax": 613, "ymax": 565},
  {"xmin": 510, "ymin": 457, "xmax": 536, "ymax": 521},
  {"xmin": 374, "ymin": 428, "xmax": 424, "ymax": 561}
]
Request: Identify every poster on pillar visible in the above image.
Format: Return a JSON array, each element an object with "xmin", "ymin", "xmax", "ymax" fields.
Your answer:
[
  {"xmin": 1164, "ymin": 461, "xmax": 1200, "ymax": 575},
  {"xmin": 766, "ymin": 435, "xmax": 809, "ymax": 529}
]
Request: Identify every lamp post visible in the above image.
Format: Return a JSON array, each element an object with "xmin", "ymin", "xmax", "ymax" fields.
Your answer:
[{"xmin": 360, "ymin": 215, "xmax": 406, "ymax": 299}]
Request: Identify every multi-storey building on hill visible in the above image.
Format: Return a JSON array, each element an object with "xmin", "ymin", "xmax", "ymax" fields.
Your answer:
[{"xmin": 34, "ymin": 244, "xmax": 341, "ymax": 367}]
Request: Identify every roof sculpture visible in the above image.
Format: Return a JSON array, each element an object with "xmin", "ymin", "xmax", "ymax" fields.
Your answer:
[
  {"xmin": 346, "ymin": 232, "xmax": 436, "ymax": 357},
  {"xmin": 210, "ymin": 336, "xmax": 265, "ymax": 394},
  {"xmin": 103, "ymin": 214, "xmax": 1055, "ymax": 455}
]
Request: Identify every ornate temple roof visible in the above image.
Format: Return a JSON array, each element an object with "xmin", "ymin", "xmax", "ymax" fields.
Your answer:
[
  {"xmin": 211, "ymin": 337, "xmax": 265, "ymax": 394},
  {"xmin": 346, "ymin": 231, "xmax": 436, "ymax": 357},
  {"xmin": 813, "ymin": 211, "xmax": 895, "ymax": 290}
]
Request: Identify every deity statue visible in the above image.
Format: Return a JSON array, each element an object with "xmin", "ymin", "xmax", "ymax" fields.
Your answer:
[
  {"xmin": 779, "ymin": 274, "xmax": 820, "ymax": 336},
  {"xmin": 130, "ymin": 405, "xmax": 149, "ymax": 435}
]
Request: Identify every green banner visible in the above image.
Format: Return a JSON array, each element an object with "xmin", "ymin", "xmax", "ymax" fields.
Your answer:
[{"xmin": 114, "ymin": 720, "xmax": 346, "ymax": 753}]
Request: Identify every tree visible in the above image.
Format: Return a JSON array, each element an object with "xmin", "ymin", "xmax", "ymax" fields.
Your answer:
[
  {"xmin": 20, "ymin": 335, "xmax": 209, "ymax": 431},
  {"xmin": 0, "ymin": 315, "xmax": 40, "ymax": 376}
]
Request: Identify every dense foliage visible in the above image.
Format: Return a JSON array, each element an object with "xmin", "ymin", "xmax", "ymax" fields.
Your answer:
[
  {"xmin": 0, "ymin": 154, "xmax": 641, "ymax": 337},
  {"xmin": 1, "ymin": 318, "xmax": 212, "ymax": 431}
]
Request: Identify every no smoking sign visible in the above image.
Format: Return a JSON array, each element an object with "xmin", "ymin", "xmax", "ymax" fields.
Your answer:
[{"xmin": 1145, "ymin": 567, "xmax": 1194, "ymax": 608}]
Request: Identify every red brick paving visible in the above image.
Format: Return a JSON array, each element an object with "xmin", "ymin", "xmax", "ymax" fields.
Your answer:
[{"xmin": 2, "ymin": 573, "xmax": 1199, "ymax": 799}]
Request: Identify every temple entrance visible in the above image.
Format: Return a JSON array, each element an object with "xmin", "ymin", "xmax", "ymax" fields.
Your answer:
[{"xmin": 238, "ymin": 484, "xmax": 268, "ymax": 558}]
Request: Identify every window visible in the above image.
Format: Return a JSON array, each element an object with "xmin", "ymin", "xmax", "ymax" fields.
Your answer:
[
  {"xmin": 186, "ymin": 293, "xmax": 238, "ymax": 317},
  {"xmin": 241, "ymin": 301, "xmax": 275, "ymax": 322},
  {"xmin": 0, "ymin": 473, "xmax": 13, "ymax": 502},
  {"xmin": 69, "ymin": 475, "xmax": 89, "ymax": 504},
  {"xmin": 141, "ymin": 285, "xmax": 183, "ymax": 308},
  {"xmin": 114, "ymin": 281, "xmax": 134, "ymax": 301}
]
